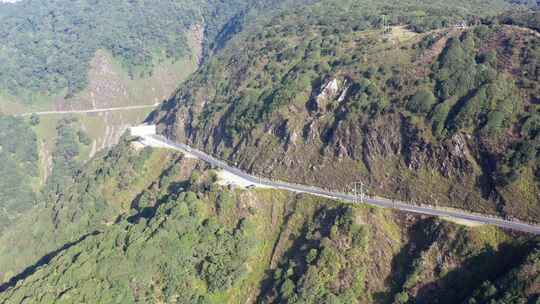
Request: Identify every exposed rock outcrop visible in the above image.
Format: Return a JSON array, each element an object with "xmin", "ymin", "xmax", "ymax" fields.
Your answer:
[{"xmin": 309, "ymin": 77, "xmax": 350, "ymax": 113}]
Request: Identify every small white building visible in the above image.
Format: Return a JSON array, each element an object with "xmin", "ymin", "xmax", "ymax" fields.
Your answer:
[
  {"xmin": 454, "ymin": 21, "xmax": 468, "ymax": 29},
  {"xmin": 129, "ymin": 124, "xmax": 156, "ymax": 137}
]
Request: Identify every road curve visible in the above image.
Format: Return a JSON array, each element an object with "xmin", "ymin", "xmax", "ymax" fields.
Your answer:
[
  {"xmin": 16, "ymin": 103, "xmax": 160, "ymax": 117},
  {"xmin": 142, "ymin": 134, "xmax": 540, "ymax": 235}
]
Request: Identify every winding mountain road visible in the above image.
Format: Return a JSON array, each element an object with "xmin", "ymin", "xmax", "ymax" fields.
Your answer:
[
  {"xmin": 140, "ymin": 134, "xmax": 540, "ymax": 235},
  {"xmin": 16, "ymin": 103, "xmax": 160, "ymax": 117}
]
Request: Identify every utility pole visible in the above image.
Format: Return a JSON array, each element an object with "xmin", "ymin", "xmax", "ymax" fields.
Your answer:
[
  {"xmin": 382, "ymin": 15, "xmax": 390, "ymax": 37},
  {"xmin": 360, "ymin": 182, "xmax": 365, "ymax": 204},
  {"xmin": 351, "ymin": 181, "xmax": 365, "ymax": 204},
  {"xmin": 354, "ymin": 182, "xmax": 358, "ymax": 204}
]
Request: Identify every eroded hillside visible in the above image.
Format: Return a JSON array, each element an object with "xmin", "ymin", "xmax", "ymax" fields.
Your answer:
[{"xmin": 152, "ymin": 0, "xmax": 540, "ymax": 223}]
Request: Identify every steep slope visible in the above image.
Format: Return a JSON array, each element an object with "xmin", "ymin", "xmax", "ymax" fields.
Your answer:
[
  {"xmin": 0, "ymin": 112, "xmax": 128, "ymax": 234},
  {"xmin": 0, "ymin": 137, "xmax": 193, "ymax": 282},
  {"xmin": 0, "ymin": 116, "xmax": 38, "ymax": 231},
  {"xmin": 152, "ymin": 0, "xmax": 540, "ymax": 223},
  {"xmin": 0, "ymin": 1, "xmax": 539, "ymax": 303},
  {"xmin": 0, "ymin": 0, "xmax": 253, "ymax": 101},
  {"xmin": 0, "ymin": 138, "xmax": 538, "ymax": 303},
  {"xmin": 2, "ymin": 135, "xmax": 535, "ymax": 300}
]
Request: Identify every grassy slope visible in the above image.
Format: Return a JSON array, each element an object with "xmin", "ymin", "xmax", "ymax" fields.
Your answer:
[
  {"xmin": 11, "ymin": 48, "xmax": 198, "ymax": 186},
  {"xmin": 0, "ymin": 49, "xmax": 197, "ymax": 114}
]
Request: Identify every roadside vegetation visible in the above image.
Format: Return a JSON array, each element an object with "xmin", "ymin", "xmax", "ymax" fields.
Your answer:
[{"xmin": 0, "ymin": 138, "xmax": 538, "ymax": 303}]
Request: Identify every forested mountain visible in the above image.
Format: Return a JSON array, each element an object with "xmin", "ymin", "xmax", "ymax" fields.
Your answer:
[
  {"xmin": 0, "ymin": 0, "xmax": 539, "ymax": 303},
  {"xmin": 152, "ymin": 0, "xmax": 540, "ymax": 223},
  {"xmin": 0, "ymin": 0, "xmax": 266, "ymax": 233},
  {"xmin": 0, "ymin": 0, "xmax": 258, "ymax": 99},
  {"xmin": 0, "ymin": 137, "xmax": 538, "ymax": 304},
  {"xmin": 0, "ymin": 0, "xmax": 262, "ymax": 205}
]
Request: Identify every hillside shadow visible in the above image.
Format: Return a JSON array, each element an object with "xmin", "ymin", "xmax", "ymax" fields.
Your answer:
[
  {"xmin": 255, "ymin": 205, "xmax": 344, "ymax": 303},
  {"xmin": 126, "ymin": 180, "xmax": 188, "ymax": 224},
  {"xmin": 144, "ymin": 97, "xmax": 176, "ymax": 125},
  {"xmin": 373, "ymin": 218, "xmax": 441, "ymax": 302},
  {"xmin": 0, "ymin": 230, "xmax": 101, "ymax": 293},
  {"xmin": 377, "ymin": 220, "xmax": 534, "ymax": 304},
  {"xmin": 411, "ymin": 240, "xmax": 534, "ymax": 304}
]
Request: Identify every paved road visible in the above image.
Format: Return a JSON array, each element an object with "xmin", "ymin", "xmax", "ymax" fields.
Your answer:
[
  {"xmin": 142, "ymin": 134, "xmax": 540, "ymax": 235},
  {"xmin": 16, "ymin": 103, "xmax": 160, "ymax": 117}
]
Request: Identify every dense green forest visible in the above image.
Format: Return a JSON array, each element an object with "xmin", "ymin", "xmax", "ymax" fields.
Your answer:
[
  {"xmin": 153, "ymin": 0, "xmax": 540, "ymax": 223},
  {"xmin": 0, "ymin": 138, "xmax": 538, "ymax": 303},
  {"xmin": 0, "ymin": 115, "xmax": 38, "ymax": 231},
  {"xmin": 0, "ymin": 0, "xmax": 522, "ymax": 100},
  {"xmin": 44, "ymin": 117, "xmax": 91, "ymax": 193},
  {"xmin": 0, "ymin": 114, "xmax": 94, "ymax": 233},
  {"xmin": 0, "ymin": 0, "xmax": 262, "ymax": 99}
]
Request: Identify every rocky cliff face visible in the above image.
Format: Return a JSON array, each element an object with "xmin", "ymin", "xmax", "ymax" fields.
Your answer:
[
  {"xmin": 156, "ymin": 77, "xmax": 515, "ymax": 220},
  {"xmin": 152, "ymin": 9, "xmax": 540, "ymax": 222}
]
